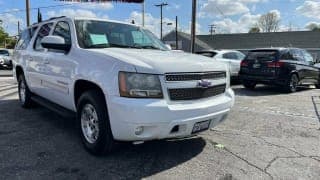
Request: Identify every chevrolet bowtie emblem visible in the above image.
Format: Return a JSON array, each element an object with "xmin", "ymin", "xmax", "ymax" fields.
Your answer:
[{"xmin": 197, "ymin": 80, "xmax": 212, "ymax": 88}]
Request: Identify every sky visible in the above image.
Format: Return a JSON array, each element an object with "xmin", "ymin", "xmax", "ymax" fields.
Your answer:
[{"xmin": 0, "ymin": 0, "xmax": 320, "ymax": 37}]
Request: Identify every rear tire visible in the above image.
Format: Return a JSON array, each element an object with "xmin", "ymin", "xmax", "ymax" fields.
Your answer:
[
  {"xmin": 77, "ymin": 90, "xmax": 116, "ymax": 155},
  {"xmin": 284, "ymin": 74, "xmax": 299, "ymax": 93},
  {"xmin": 18, "ymin": 75, "xmax": 34, "ymax": 108},
  {"xmin": 243, "ymin": 80, "xmax": 256, "ymax": 90}
]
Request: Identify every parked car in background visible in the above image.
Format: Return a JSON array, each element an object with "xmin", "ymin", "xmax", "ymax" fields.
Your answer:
[
  {"xmin": 13, "ymin": 17, "xmax": 235, "ymax": 155},
  {"xmin": 196, "ymin": 50, "xmax": 245, "ymax": 79},
  {"xmin": 239, "ymin": 48, "xmax": 320, "ymax": 92},
  {"xmin": 0, "ymin": 49, "xmax": 12, "ymax": 69}
]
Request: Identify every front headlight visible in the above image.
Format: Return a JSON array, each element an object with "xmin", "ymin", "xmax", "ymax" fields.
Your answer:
[{"xmin": 119, "ymin": 72, "xmax": 163, "ymax": 98}]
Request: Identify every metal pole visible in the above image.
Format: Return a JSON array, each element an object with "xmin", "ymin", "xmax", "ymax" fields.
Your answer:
[
  {"xmin": 160, "ymin": 5, "xmax": 163, "ymax": 40},
  {"xmin": 26, "ymin": 0, "xmax": 30, "ymax": 27},
  {"xmin": 18, "ymin": 21, "xmax": 20, "ymax": 35},
  {"xmin": 155, "ymin": 3, "xmax": 168, "ymax": 40},
  {"xmin": 175, "ymin": 16, "xmax": 178, "ymax": 50},
  {"xmin": 142, "ymin": 1, "xmax": 145, "ymax": 27},
  {"xmin": 190, "ymin": 0, "xmax": 196, "ymax": 53}
]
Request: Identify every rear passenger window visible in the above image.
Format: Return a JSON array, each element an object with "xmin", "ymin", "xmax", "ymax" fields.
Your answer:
[
  {"xmin": 280, "ymin": 50, "xmax": 294, "ymax": 60},
  {"xmin": 15, "ymin": 27, "xmax": 37, "ymax": 50},
  {"xmin": 53, "ymin": 21, "xmax": 71, "ymax": 45},
  {"xmin": 302, "ymin": 50, "xmax": 314, "ymax": 64},
  {"xmin": 34, "ymin": 23, "xmax": 53, "ymax": 51},
  {"xmin": 223, "ymin": 52, "xmax": 238, "ymax": 60},
  {"xmin": 291, "ymin": 49, "xmax": 304, "ymax": 62}
]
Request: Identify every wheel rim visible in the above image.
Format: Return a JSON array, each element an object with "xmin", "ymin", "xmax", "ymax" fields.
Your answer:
[
  {"xmin": 290, "ymin": 76, "xmax": 298, "ymax": 91},
  {"xmin": 81, "ymin": 104, "xmax": 99, "ymax": 144},
  {"xmin": 19, "ymin": 80, "xmax": 26, "ymax": 104}
]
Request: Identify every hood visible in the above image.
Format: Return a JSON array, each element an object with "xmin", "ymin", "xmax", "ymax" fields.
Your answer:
[{"xmin": 88, "ymin": 48, "xmax": 227, "ymax": 74}]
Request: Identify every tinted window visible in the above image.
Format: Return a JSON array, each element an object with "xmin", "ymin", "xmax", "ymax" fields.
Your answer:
[
  {"xmin": 236, "ymin": 52, "xmax": 245, "ymax": 60},
  {"xmin": 34, "ymin": 23, "xmax": 53, "ymax": 51},
  {"xmin": 280, "ymin": 49, "xmax": 294, "ymax": 60},
  {"xmin": 53, "ymin": 21, "xmax": 71, "ymax": 45},
  {"xmin": 0, "ymin": 50, "xmax": 9, "ymax": 56},
  {"xmin": 246, "ymin": 50, "xmax": 278, "ymax": 61},
  {"xmin": 302, "ymin": 50, "xmax": 313, "ymax": 64},
  {"xmin": 291, "ymin": 49, "xmax": 304, "ymax": 61},
  {"xmin": 16, "ymin": 27, "xmax": 37, "ymax": 50},
  {"xmin": 197, "ymin": 52, "xmax": 217, "ymax": 58},
  {"xmin": 223, "ymin": 52, "xmax": 238, "ymax": 60}
]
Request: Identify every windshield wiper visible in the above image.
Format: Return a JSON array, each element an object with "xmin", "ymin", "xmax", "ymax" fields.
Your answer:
[
  {"xmin": 109, "ymin": 43, "xmax": 141, "ymax": 49},
  {"xmin": 87, "ymin": 43, "xmax": 109, "ymax": 49}
]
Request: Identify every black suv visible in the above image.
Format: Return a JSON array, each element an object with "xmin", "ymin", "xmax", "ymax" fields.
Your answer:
[{"xmin": 239, "ymin": 48, "xmax": 320, "ymax": 92}]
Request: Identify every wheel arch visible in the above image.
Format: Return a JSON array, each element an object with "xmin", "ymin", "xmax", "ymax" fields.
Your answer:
[{"xmin": 73, "ymin": 79, "xmax": 107, "ymax": 108}]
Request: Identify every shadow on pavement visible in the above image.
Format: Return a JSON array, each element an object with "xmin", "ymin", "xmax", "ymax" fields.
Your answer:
[
  {"xmin": 0, "ymin": 99, "xmax": 206, "ymax": 179},
  {"xmin": 232, "ymin": 85, "xmax": 312, "ymax": 97}
]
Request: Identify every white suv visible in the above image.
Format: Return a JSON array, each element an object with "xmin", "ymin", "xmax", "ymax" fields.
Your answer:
[{"xmin": 13, "ymin": 17, "xmax": 235, "ymax": 155}]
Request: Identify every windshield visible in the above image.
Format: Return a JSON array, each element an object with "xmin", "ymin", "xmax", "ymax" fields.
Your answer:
[
  {"xmin": 75, "ymin": 20, "xmax": 169, "ymax": 51},
  {"xmin": 0, "ymin": 50, "xmax": 9, "ymax": 56}
]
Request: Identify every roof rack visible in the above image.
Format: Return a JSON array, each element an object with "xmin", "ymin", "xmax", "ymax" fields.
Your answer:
[{"xmin": 31, "ymin": 16, "xmax": 66, "ymax": 26}]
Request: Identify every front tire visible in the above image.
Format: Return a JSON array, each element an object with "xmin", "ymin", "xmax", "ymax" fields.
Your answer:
[
  {"xmin": 243, "ymin": 80, "xmax": 256, "ymax": 90},
  {"xmin": 284, "ymin": 74, "xmax": 299, "ymax": 93},
  {"xmin": 77, "ymin": 90, "xmax": 116, "ymax": 155},
  {"xmin": 18, "ymin": 75, "xmax": 33, "ymax": 108}
]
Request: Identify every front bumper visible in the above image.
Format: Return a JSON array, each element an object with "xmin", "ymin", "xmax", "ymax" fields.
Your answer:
[{"xmin": 107, "ymin": 88, "xmax": 235, "ymax": 141}]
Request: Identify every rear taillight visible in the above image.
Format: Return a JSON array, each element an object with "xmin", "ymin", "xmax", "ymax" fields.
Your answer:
[
  {"xmin": 267, "ymin": 61, "xmax": 284, "ymax": 68},
  {"xmin": 241, "ymin": 60, "xmax": 248, "ymax": 67}
]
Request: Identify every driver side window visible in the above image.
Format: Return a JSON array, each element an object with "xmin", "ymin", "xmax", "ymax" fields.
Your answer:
[{"xmin": 34, "ymin": 23, "xmax": 53, "ymax": 51}]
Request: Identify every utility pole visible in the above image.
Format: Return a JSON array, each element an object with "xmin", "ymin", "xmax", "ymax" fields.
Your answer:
[
  {"xmin": 209, "ymin": 24, "xmax": 216, "ymax": 35},
  {"xmin": 26, "ymin": 0, "xmax": 30, "ymax": 27},
  {"xmin": 175, "ymin": 16, "xmax": 178, "ymax": 50},
  {"xmin": 18, "ymin": 21, "xmax": 20, "ymax": 35},
  {"xmin": 155, "ymin": 2, "xmax": 168, "ymax": 40},
  {"xmin": 190, "ymin": 0, "xmax": 196, "ymax": 53},
  {"xmin": 142, "ymin": 1, "xmax": 145, "ymax": 27}
]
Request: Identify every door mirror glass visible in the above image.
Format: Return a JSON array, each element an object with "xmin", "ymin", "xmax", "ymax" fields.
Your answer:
[{"xmin": 41, "ymin": 35, "xmax": 71, "ymax": 51}]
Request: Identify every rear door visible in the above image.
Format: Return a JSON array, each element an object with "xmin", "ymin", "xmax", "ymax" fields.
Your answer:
[
  {"xmin": 29, "ymin": 23, "xmax": 54, "ymax": 96},
  {"xmin": 243, "ymin": 50, "xmax": 279, "ymax": 76},
  {"xmin": 14, "ymin": 27, "xmax": 37, "ymax": 89}
]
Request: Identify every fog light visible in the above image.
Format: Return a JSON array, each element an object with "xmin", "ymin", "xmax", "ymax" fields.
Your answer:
[{"xmin": 135, "ymin": 126, "xmax": 144, "ymax": 135}]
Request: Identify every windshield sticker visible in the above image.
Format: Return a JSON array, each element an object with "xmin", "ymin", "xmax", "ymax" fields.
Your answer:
[{"xmin": 89, "ymin": 34, "xmax": 108, "ymax": 45}]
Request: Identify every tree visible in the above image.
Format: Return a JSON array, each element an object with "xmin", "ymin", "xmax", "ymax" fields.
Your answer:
[
  {"xmin": 257, "ymin": 12, "xmax": 280, "ymax": 32},
  {"xmin": 306, "ymin": 23, "xmax": 320, "ymax": 32},
  {"xmin": 0, "ymin": 23, "xmax": 17, "ymax": 49},
  {"xmin": 249, "ymin": 27, "xmax": 260, "ymax": 33}
]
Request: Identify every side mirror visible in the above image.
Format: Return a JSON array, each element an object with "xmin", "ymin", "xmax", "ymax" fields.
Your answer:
[
  {"xmin": 165, "ymin": 44, "xmax": 172, "ymax": 50},
  {"xmin": 41, "ymin": 36, "xmax": 71, "ymax": 51}
]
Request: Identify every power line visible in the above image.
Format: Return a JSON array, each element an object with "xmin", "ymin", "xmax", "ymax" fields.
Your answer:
[{"xmin": 0, "ymin": 3, "xmax": 76, "ymax": 15}]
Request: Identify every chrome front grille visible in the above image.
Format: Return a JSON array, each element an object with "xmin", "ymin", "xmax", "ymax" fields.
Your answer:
[
  {"xmin": 165, "ymin": 72, "xmax": 226, "ymax": 81},
  {"xmin": 165, "ymin": 72, "xmax": 227, "ymax": 101}
]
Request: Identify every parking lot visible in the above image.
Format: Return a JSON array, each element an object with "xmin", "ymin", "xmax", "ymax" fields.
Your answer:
[{"xmin": 0, "ymin": 76, "xmax": 319, "ymax": 180}]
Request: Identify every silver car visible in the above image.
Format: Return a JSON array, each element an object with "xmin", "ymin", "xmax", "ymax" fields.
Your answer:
[
  {"xmin": 0, "ymin": 49, "xmax": 12, "ymax": 69},
  {"xmin": 197, "ymin": 50, "xmax": 245, "ymax": 78}
]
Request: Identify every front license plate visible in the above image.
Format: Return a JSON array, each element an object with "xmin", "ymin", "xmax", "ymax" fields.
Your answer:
[{"xmin": 192, "ymin": 120, "xmax": 211, "ymax": 134}]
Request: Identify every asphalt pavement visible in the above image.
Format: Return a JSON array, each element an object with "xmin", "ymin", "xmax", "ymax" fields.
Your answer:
[
  {"xmin": 0, "ymin": 77, "xmax": 319, "ymax": 180},
  {"xmin": 0, "ymin": 69, "xmax": 13, "ymax": 77}
]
